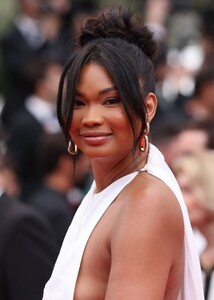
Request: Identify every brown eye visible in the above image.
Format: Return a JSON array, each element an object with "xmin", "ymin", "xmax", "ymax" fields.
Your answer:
[
  {"xmin": 74, "ymin": 99, "xmax": 84, "ymax": 107},
  {"xmin": 104, "ymin": 98, "xmax": 120, "ymax": 105}
]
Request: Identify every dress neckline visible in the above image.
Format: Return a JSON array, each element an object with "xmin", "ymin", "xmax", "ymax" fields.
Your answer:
[{"xmin": 93, "ymin": 167, "xmax": 147, "ymax": 197}]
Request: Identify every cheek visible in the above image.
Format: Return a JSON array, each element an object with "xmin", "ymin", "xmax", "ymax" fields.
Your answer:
[
  {"xmin": 69, "ymin": 122, "xmax": 76, "ymax": 135},
  {"xmin": 109, "ymin": 108, "xmax": 134, "ymax": 132},
  {"xmin": 112, "ymin": 115, "xmax": 134, "ymax": 143},
  {"xmin": 69, "ymin": 114, "xmax": 80, "ymax": 136},
  {"xmin": 113, "ymin": 114, "xmax": 131, "ymax": 129}
]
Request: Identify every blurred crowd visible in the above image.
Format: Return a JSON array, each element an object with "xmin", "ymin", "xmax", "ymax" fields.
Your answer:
[{"xmin": 0, "ymin": 0, "xmax": 214, "ymax": 299}]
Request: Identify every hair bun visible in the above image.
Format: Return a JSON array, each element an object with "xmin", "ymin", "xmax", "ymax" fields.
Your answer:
[{"xmin": 79, "ymin": 7, "xmax": 157, "ymax": 60}]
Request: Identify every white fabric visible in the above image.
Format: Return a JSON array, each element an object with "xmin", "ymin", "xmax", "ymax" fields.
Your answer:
[{"xmin": 43, "ymin": 144, "xmax": 204, "ymax": 300}]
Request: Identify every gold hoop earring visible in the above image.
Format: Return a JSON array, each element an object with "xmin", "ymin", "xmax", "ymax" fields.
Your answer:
[
  {"xmin": 140, "ymin": 122, "xmax": 150, "ymax": 153},
  {"xmin": 68, "ymin": 139, "xmax": 78, "ymax": 155}
]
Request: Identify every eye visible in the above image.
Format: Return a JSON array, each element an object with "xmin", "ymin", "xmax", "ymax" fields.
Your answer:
[
  {"xmin": 104, "ymin": 97, "xmax": 120, "ymax": 105},
  {"xmin": 74, "ymin": 99, "xmax": 85, "ymax": 107}
]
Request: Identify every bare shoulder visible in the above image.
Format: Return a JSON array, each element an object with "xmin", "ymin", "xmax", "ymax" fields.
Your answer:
[
  {"xmin": 114, "ymin": 171, "xmax": 184, "ymax": 237},
  {"xmin": 105, "ymin": 172, "xmax": 184, "ymax": 299}
]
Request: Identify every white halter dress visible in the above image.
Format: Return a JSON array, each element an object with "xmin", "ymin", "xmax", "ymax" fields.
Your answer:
[{"xmin": 43, "ymin": 144, "xmax": 204, "ymax": 300}]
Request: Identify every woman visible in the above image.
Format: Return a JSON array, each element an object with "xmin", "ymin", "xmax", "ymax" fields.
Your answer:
[
  {"xmin": 173, "ymin": 151, "xmax": 214, "ymax": 300},
  {"xmin": 43, "ymin": 8, "xmax": 204, "ymax": 299}
]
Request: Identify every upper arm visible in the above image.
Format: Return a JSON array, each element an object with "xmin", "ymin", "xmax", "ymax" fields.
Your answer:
[{"xmin": 105, "ymin": 182, "xmax": 184, "ymax": 299}]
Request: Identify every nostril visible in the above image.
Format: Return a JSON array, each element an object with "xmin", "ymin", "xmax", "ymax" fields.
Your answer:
[
  {"xmin": 82, "ymin": 118, "xmax": 104, "ymax": 127},
  {"xmin": 82, "ymin": 108, "xmax": 104, "ymax": 126}
]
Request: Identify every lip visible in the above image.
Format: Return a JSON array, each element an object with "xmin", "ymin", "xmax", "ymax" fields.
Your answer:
[
  {"xmin": 80, "ymin": 131, "xmax": 112, "ymax": 137},
  {"xmin": 80, "ymin": 132, "xmax": 112, "ymax": 145}
]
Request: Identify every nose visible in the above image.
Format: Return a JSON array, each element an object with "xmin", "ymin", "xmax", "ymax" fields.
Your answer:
[{"xmin": 82, "ymin": 105, "xmax": 104, "ymax": 127}]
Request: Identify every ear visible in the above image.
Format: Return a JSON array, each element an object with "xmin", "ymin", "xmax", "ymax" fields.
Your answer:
[{"xmin": 145, "ymin": 92, "xmax": 157, "ymax": 123}]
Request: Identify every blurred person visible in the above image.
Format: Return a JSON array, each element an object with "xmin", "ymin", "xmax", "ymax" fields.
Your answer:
[
  {"xmin": 175, "ymin": 119, "xmax": 214, "ymax": 158},
  {"xmin": 0, "ymin": 126, "xmax": 21, "ymax": 197},
  {"xmin": 151, "ymin": 5, "xmax": 205, "ymax": 127},
  {"xmin": 200, "ymin": 9, "xmax": 214, "ymax": 66},
  {"xmin": 151, "ymin": 121, "xmax": 181, "ymax": 168},
  {"xmin": 6, "ymin": 58, "xmax": 62, "ymax": 201},
  {"xmin": 0, "ymin": 137, "xmax": 58, "ymax": 300},
  {"xmin": 28, "ymin": 132, "xmax": 75, "ymax": 250},
  {"xmin": 152, "ymin": 42, "xmax": 173, "ymax": 127},
  {"xmin": 0, "ymin": 0, "xmax": 45, "ymax": 126},
  {"xmin": 39, "ymin": 0, "xmax": 75, "ymax": 65},
  {"xmin": 173, "ymin": 151, "xmax": 214, "ymax": 300},
  {"xmin": 69, "ymin": 1, "xmax": 98, "ymax": 40},
  {"xmin": 0, "ymin": 153, "xmax": 21, "ymax": 198},
  {"xmin": 184, "ymin": 64, "xmax": 214, "ymax": 121},
  {"xmin": 143, "ymin": 0, "xmax": 197, "ymax": 129},
  {"xmin": 152, "ymin": 118, "xmax": 214, "ymax": 170},
  {"xmin": 144, "ymin": 0, "xmax": 170, "ymax": 41},
  {"xmin": 0, "ymin": 0, "xmax": 71, "ymax": 127},
  {"xmin": 45, "ymin": 0, "xmax": 72, "ymax": 18}
]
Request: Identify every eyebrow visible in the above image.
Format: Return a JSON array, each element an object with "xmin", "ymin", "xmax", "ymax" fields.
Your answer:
[
  {"xmin": 99, "ymin": 86, "xmax": 118, "ymax": 95},
  {"xmin": 75, "ymin": 86, "xmax": 118, "ymax": 96}
]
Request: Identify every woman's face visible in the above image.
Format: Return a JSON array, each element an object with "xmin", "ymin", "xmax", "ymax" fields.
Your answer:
[
  {"xmin": 176, "ymin": 171, "xmax": 210, "ymax": 228},
  {"xmin": 69, "ymin": 63, "xmax": 137, "ymax": 161}
]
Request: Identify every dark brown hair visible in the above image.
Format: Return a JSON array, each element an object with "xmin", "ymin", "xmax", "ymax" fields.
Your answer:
[{"xmin": 57, "ymin": 7, "xmax": 157, "ymax": 150}]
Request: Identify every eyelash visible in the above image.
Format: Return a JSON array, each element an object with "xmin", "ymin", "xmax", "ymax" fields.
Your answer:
[
  {"xmin": 104, "ymin": 97, "xmax": 120, "ymax": 105},
  {"xmin": 74, "ymin": 97, "xmax": 120, "ymax": 107},
  {"xmin": 74, "ymin": 100, "xmax": 84, "ymax": 107}
]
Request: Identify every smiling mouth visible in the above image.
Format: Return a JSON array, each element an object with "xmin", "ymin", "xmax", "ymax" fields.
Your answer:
[{"xmin": 80, "ymin": 133, "xmax": 112, "ymax": 145}]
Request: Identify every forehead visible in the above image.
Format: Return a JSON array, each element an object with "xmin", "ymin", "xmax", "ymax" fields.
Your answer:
[
  {"xmin": 176, "ymin": 129, "xmax": 208, "ymax": 156},
  {"xmin": 76, "ymin": 63, "xmax": 116, "ymax": 90}
]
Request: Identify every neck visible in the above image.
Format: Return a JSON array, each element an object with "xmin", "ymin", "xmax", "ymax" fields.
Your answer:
[{"xmin": 91, "ymin": 150, "xmax": 148, "ymax": 193}]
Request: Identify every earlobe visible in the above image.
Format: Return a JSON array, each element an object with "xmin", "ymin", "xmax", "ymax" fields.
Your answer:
[{"xmin": 145, "ymin": 92, "xmax": 158, "ymax": 122}]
